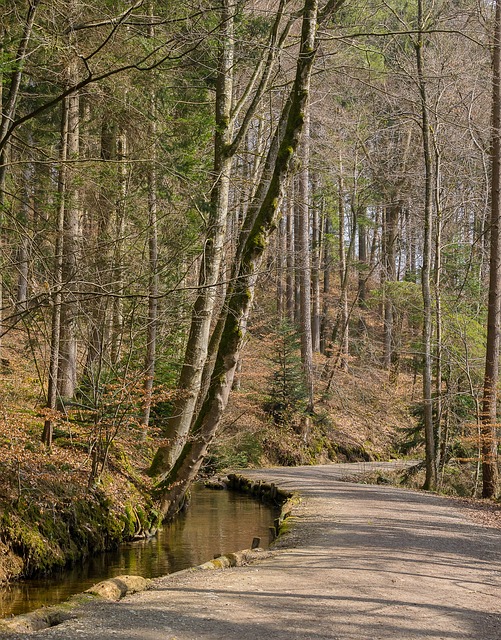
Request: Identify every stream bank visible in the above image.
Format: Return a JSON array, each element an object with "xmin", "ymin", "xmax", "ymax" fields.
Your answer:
[
  {"xmin": 0, "ymin": 483, "xmax": 280, "ymax": 622},
  {"xmin": 0, "ymin": 475, "xmax": 159, "ymax": 585}
]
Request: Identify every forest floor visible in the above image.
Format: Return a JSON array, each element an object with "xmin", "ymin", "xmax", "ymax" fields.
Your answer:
[{"xmin": 3, "ymin": 462, "xmax": 500, "ymax": 640}]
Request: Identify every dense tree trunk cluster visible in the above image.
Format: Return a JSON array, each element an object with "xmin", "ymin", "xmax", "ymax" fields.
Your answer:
[{"xmin": 0, "ymin": 0, "xmax": 499, "ymax": 513}]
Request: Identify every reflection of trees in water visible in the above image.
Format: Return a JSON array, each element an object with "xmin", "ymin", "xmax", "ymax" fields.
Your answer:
[{"xmin": 0, "ymin": 487, "xmax": 276, "ymax": 619}]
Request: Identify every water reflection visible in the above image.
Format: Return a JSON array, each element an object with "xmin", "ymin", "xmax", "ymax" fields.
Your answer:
[{"xmin": 0, "ymin": 485, "xmax": 277, "ymax": 619}]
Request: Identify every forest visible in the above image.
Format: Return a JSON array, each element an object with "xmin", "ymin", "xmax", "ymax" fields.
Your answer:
[{"xmin": 0, "ymin": 0, "xmax": 500, "ymax": 581}]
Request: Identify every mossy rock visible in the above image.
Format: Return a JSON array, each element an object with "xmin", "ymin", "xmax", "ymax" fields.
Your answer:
[{"xmin": 86, "ymin": 575, "xmax": 150, "ymax": 600}]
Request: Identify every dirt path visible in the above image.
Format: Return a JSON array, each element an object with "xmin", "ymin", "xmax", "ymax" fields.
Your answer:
[{"xmin": 3, "ymin": 463, "xmax": 500, "ymax": 639}]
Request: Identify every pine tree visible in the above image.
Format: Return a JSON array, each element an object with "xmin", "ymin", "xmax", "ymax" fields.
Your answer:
[{"xmin": 265, "ymin": 320, "xmax": 308, "ymax": 425}]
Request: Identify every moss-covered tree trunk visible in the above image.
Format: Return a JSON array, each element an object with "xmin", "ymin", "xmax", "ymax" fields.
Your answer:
[
  {"xmin": 150, "ymin": 0, "xmax": 297, "ymax": 479},
  {"xmin": 155, "ymin": 0, "xmax": 345, "ymax": 521}
]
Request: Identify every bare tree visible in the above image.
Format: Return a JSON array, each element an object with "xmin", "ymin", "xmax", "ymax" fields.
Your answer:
[
  {"xmin": 482, "ymin": 0, "xmax": 501, "ymax": 499},
  {"xmin": 416, "ymin": 0, "xmax": 437, "ymax": 490},
  {"xmin": 297, "ymin": 110, "xmax": 315, "ymax": 410}
]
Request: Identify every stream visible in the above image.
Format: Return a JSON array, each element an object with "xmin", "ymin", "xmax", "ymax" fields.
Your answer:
[{"xmin": 0, "ymin": 484, "xmax": 279, "ymax": 619}]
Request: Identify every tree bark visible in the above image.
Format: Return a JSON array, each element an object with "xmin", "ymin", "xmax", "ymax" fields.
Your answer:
[
  {"xmin": 286, "ymin": 191, "xmax": 296, "ymax": 321},
  {"xmin": 357, "ymin": 207, "xmax": 368, "ymax": 336},
  {"xmin": 0, "ymin": 0, "xmax": 41, "ymax": 359},
  {"xmin": 277, "ymin": 211, "xmax": 286, "ymax": 317},
  {"xmin": 294, "ymin": 177, "xmax": 302, "ymax": 324},
  {"xmin": 481, "ymin": 0, "xmax": 501, "ymax": 499},
  {"xmin": 111, "ymin": 132, "xmax": 127, "ymax": 364},
  {"xmin": 149, "ymin": 0, "xmax": 235, "ymax": 475},
  {"xmin": 142, "ymin": 126, "xmax": 159, "ymax": 431},
  {"xmin": 320, "ymin": 203, "xmax": 330, "ymax": 354},
  {"xmin": 297, "ymin": 110, "xmax": 314, "ymax": 410},
  {"xmin": 383, "ymin": 203, "xmax": 398, "ymax": 370},
  {"xmin": 311, "ymin": 174, "xmax": 321, "ymax": 352},
  {"xmin": 42, "ymin": 97, "xmax": 69, "ymax": 447},
  {"xmin": 57, "ymin": 64, "xmax": 80, "ymax": 400},
  {"xmin": 149, "ymin": 0, "xmax": 300, "ymax": 478},
  {"xmin": 142, "ymin": 14, "xmax": 159, "ymax": 430},
  {"xmin": 16, "ymin": 158, "xmax": 34, "ymax": 312},
  {"xmin": 433, "ymin": 136, "xmax": 443, "ymax": 471},
  {"xmin": 416, "ymin": 0, "xmax": 437, "ymax": 490},
  {"xmin": 84, "ymin": 120, "xmax": 115, "ymax": 381},
  {"xmin": 337, "ymin": 163, "xmax": 349, "ymax": 370}
]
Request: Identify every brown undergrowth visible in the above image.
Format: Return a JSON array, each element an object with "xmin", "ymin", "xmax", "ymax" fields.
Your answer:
[
  {"xmin": 0, "ymin": 341, "xmax": 160, "ymax": 585},
  {"xmin": 207, "ymin": 327, "xmax": 419, "ymax": 472}
]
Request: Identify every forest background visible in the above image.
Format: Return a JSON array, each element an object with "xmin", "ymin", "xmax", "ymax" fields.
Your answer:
[{"xmin": 0, "ymin": 0, "xmax": 500, "ymax": 582}]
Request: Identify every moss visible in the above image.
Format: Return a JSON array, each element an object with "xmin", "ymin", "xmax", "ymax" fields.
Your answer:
[
  {"xmin": 250, "ymin": 230, "xmax": 266, "ymax": 252},
  {"xmin": 216, "ymin": 116, "xmax": 230, "ymax": 134},
  {"xmin": 278, "ymin": 145, "xmax": 294, "ymax": 165},
  {"xmin": 123, "ymin": 504, "xmax": 137, "ymax": 538},
  {"xmin": 2, "ymin": 511, "xmax": 67, "ymax": 575},
  {"xmin": 0, "ymin": 484, "xmax": 157, "ymax": 580},
  {"xmin": 277, "ymin": 516, "xmax": 295, "ymax": 537},
  {"xmin": 148, "ymin": 448, "xmax": 167, "ymax": 478},
  {"xmin": 211, "ymin": 558, "xmax": 224, "ymax": 569}
]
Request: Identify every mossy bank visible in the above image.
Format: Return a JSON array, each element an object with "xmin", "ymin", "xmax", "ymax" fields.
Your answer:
[{"xmin": 0, "ymin": 459, "xmax": 160, "ymax": 584}]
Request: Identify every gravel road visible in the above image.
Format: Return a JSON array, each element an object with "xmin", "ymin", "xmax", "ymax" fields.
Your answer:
[{"xmin": 2, "ymin": 462, "xmax": 500, "ymax": 640}]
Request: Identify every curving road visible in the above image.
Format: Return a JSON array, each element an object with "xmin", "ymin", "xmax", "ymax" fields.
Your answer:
[{"xmin": 4, "ymin": 462, "xmax": 500, "ymax": 640}]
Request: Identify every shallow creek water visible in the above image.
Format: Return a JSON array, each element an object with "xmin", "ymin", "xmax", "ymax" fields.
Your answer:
[{"xmin": 0, "ymin": 484, "xmax": 278, "ymax": 619}]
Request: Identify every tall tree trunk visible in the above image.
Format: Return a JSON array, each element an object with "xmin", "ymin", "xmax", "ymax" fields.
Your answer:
[
  {"xmin": 433, "ymin": 137, "xmax": 444, "ymax": 471},
  {"xmin": 142, "ymin": 96, "xmax": 159, "ymax": 430},
  {"xmin": 337, "ymin": 163, "xmax": 349, "ymax": 370},
  {"xmin": 111, "ymin": 132, "xmax": 127, "ymax": 364},
  {"xmin": 57, "ymin": 0, "xmax": 83, "ymax": 400},
  {"xmin": 0, "ymin": 0, "xmax": 40, "ymax": 190},
  {"xmin": 57, "ymin": 60, "xmax": 80, "ymax": 400},
  {"xmin": 277, "ymin": 212, "xmax": 286, "ymax": 317},
  {"xmin": 294, "ymin": 176, "xmax": 302, "ymax": 324},
  {"xmin": 404, "ymin": 207, "xmax": 415, "ymax": 281},
  {"xmin": 416, "ymin": 0, "xmax": 437, "ymax": 490},
  {"xmin": 84, "ymin": 120, "xmax": 115, "ymax": 381},
  {"xmin": 383, "ymin": 203, "xmax": 398, "ymax": 370},
  {"xmin": 320, "ymin": 203, "xmax": 330, "ymax": 354},
  {"xmin": 16, "ymin": 158, "xmax": 34, "ymax": 312},
  {"xmin": 149, "ymin": 0, "xmax": 236, "ymax": 475},
  {"xmin": 357, "ymin": 207, "xmax": 368, "ymax": 335},
  {"xmin": 142, "ymin": 10, "xmax": 160, "ymax": 430},
  {"xmin": 0, "ymin": 0, "xmax": 40, "ymax": 358},
  {"xmin": 311, "ymin": 175, "xmax": 321, "ymax": 352},
  {"xmin": 286, "ymin": 191, "xmax": 295, "ymax": 321},
  {"xmin": 481, "ymin": 0, "xmax": 501, "ymax": 499},
  {"xmin": 42, "ymin": 97, "xmax": 69, "ymax": 447},
  {"xmin": 297, "ymin": 110, "xmax": 314, "ymax": 410}
]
